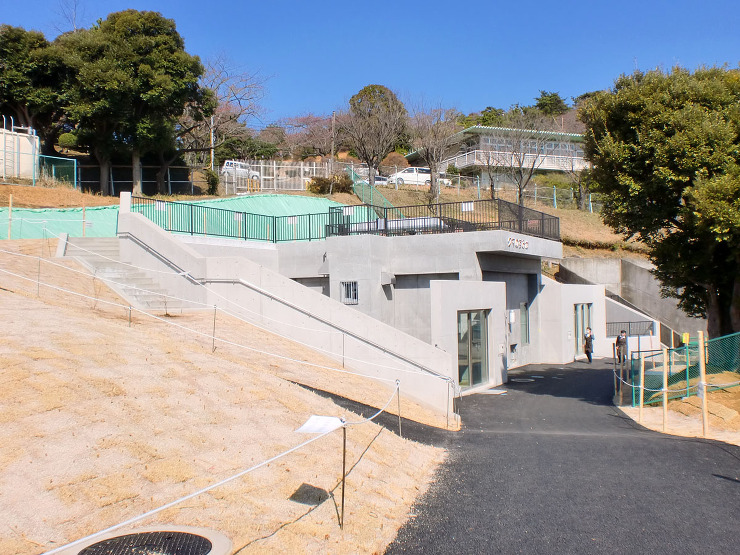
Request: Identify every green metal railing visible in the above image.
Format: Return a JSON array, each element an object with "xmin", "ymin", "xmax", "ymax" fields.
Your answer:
[
  {"xmin": 131, "ymin": 194, "xmax": 561, "ymax": 243},
  {"xmin": 131, "ymin": 197, "xmax": 333, "ymax": 242},
  {"xmin": 346, "ymin": 168, "xmax": 403, "ymax": 218}
]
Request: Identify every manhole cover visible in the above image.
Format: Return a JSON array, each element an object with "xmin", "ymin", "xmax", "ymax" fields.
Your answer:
[
  {"xmin": 510, "ymin": 378, "xmax": 535, "ymax": 382},
  {"xmin": 78, "ymin": 531, "xmax": 212, "ymax": 555}
]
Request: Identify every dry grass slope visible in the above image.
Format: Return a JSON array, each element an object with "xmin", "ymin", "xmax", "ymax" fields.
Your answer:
[{"xmin": 0, "ymin": 240, "xmax": 446, "ymax": 554}]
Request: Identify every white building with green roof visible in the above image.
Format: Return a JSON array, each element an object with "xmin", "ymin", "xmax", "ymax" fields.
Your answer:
[{"xmin": 408, "ymin": 125, "xmax": 589, "ymax": 182}]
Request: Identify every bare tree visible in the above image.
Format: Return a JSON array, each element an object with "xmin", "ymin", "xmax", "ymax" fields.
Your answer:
[
  {"xmin": 156, "ymin": 55, "xmax": 263, "ymax": 192},
  {"xmin": 340, "ymin": 85, "xmax": 407, "ymax": 187},
  {"xmin": 563, "ymin": 165, "xmax": 592, "ymax": 210},
  {"xmin": 485, "ymin": 109, "xmax": 560, "ymax": 205},
  {"xmin": 409, "ymin": 106, "xmax": 461, "ymax": 202},
  {"xmin": 282, "ymin": 114, "xmax": 333, "ymax": 158},
  {"xmin": 55, "ymin": 0, "xmax": 87, "ymax": 33}
]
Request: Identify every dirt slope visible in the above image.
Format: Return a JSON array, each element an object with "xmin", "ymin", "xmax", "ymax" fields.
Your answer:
[{"xmin": 0, "ymin": 240, "xmax": 445, "ymax": 554}]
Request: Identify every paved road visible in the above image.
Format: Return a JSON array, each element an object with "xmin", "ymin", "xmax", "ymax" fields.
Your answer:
[{"xmin": 384, "ymin": 361, "xmax": 740, "ymax": 554}]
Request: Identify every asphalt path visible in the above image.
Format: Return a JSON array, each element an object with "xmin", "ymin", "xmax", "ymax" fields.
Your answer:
[{"xmin": 382, "ymin": 360, "xmax": 740, "ymax": 554}]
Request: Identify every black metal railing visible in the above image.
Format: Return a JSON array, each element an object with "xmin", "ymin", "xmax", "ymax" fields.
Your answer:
[
  {"xmin": 326, "ymin": 198, "xmax": 560, "ymax": 241},
  {"xmin": 130, "ymin": 196, "xmax": 560, "ymax": 243},
  {"xmin": 606, "ymin": 320, "xmax": 655, "ymax": 338}
]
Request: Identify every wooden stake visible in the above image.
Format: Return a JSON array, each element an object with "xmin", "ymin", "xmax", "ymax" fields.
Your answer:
[
  {"xmin": 341, "ymin": 425, "xmax": 347, "ymax": 529},
  {"xmin": 639, "ymin": 355, "xmax": 645, "ymax": 423},
  {"xmin": 662, "ymin": 348, "xmax": 669, "ymax": 432},
  {"xmin": 212, "ymin": 305, "xmax": 217, "ymax": 353},
  {"xmin": 698, "ymin": 330, "xmax": 709, "ymax": 437},
  {"xmin": 612, "ymin": 342, "xmax": 618, "ymax": 397},
  {"xmin": 396, "ymin": 380, "xmax": 402, "ymax": 439},
  {"xmin": 7, "ymin": 194, "xmax": 12, "ymax": 239}
]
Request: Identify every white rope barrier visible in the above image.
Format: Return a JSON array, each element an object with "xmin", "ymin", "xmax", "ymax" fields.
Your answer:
[
  {"xmin": 0, "ymin": 245, "xmax": 452, "ymax": 382},
  {"xmin": 0, "ymin": 265, "xmax": 401, "ymax": 384},
  {"xmin": 40, "ymin": 378, "xmax": 405, "ymax": 554},
  {"xmin": 345, "ymin": 382, "xmax": 400, "ymax": 426},
  {"xmin": 41, "ymin": 430, "xmax": 335, "ymax": 555}
]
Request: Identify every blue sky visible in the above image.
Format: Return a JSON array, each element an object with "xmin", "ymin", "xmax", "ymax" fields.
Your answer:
[{"xmin": 4, "ymin": 0, "xmax": 740, "ymax": 128}]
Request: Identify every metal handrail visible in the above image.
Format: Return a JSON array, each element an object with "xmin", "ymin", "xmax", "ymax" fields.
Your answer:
[{"xmin": 130, "ymin": 195, "xmax": 560, "ymax": 243}]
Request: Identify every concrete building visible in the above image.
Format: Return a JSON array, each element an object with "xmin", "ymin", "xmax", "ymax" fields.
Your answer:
[
  {"xmin": 88, "ymin": 193, "xmax": 623, "ymax": 420},
  {"xmin": 408, "ymin": 126, "xmax": 589, "ymax": 187},
  {"xmin": 1, "ymin": 117, "xmax": 39, "ymax": 182}
]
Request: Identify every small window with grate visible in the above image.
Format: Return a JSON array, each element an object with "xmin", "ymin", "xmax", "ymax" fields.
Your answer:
[{"xmin": 340, "ymin": 281, "xmax": 358, "ymax": 305}]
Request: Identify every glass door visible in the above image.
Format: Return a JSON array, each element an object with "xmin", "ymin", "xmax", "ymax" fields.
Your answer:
[
  {"xmin": 574, "ymin": 303, "xmax": 592, "ymax": 355},
  {"xmin": 458, "ymin": 310, "xmax": 489, "ymax": 388}
]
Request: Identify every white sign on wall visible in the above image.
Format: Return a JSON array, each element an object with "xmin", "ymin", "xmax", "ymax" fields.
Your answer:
[{"xmin": 507, "ymin": 237, "xmax": 529, "ymax": 250}]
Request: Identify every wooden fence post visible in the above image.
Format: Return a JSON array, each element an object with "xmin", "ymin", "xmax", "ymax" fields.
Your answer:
[
  {"xmin": 639, "ymin": 355, "xmax": 645, "ymax": 423},
  {"xmin": 698, "ymin": 330, "xmax": 709, "ymax": 437},
  {"xmin": 662, "ymin": 348, "xmax": 669, "ymax": 432},
  {"xmin": 7, "ymin": 194, "xmax": 12, "ymax": 239}
]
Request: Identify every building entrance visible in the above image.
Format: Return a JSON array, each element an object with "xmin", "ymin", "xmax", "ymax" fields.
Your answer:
[{"xmin": 458, "ymin": 310, "xmax": 489, "ymax": 388}]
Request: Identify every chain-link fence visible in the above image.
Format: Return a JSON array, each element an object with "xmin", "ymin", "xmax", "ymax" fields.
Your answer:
[
  {"xmin": 78, "ymin": 165, "xmax": 202, "ymax": 196},
  {"xmin": 1, "ymin": 149, "xmax": 78, "ymax": 189}
]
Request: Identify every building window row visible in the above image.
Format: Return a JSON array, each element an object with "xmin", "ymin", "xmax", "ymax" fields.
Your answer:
[{"xmin": 479, "ymin": 136, "xmax": 584, "ymax": 158}]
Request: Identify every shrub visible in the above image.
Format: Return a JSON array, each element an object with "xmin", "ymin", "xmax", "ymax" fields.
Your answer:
[
  {"xmin": 202, "ymin": 168, "xmax": 220, "ymax": 196},
  {"xmin": 57, "ymin": 132, "xmax": 77, "ymax": 150},
  {"xmin": 307, "ymin": 174, "xmax": 354, "ymax": 195}
]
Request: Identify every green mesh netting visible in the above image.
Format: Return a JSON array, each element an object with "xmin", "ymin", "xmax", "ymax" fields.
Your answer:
[
  {"xmin": 131, "ymin": 196, "xmax": 376, "ymax": 242},
  {"xmin": 346, "ymin": 168, "xmax": 403, "ymax": 219},
  {"xmin": 630, "ymin": 332, "xmax": 740, "ymax": 406},
  {"xmin": 0, "ymin": 195, "xmax": 351, "ymax": 241},
  {"xmin": 0, "ymin": 205, "xmax": 119, "ymax": 239}
]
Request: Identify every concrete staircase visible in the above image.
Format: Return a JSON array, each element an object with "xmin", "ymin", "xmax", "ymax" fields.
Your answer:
[{"xmin": 63, "ymin": 237, "xmax": 183, "ymax": 312}]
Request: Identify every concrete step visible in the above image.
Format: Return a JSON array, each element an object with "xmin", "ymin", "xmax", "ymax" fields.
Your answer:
[{"xmin": 63, "ymin": 236, "xmax": 183, "ymax": 312}]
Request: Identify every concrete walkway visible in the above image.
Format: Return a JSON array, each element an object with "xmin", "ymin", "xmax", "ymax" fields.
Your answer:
[{"xmin": 385, "ymin": 361, "xmax": 740, "ymax": 554}]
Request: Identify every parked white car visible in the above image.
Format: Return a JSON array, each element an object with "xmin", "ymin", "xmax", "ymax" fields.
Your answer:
[
  {"xmin": 387, "ymin": 167, "xmax": 450, "ymax": 186},
  {"xmin": 220, "ymin": 160, "xmax": 260, "ymax": 181},
  {"xmin": 362, "ymin": 175, "xmax": 388, "ymax": 186}
]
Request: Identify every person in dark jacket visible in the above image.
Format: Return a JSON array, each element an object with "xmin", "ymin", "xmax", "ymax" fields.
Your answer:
[
  {"xmin": 584, "ymin": 327, "xmax": 594, "ymax": 363},
  {"xmin": 615, "ymin": 330, "xmax": 628, "ymax": 366}
]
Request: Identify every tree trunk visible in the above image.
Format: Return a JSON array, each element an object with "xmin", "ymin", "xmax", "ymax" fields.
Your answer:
[
  {"xmin": 156, "ymin": 151, "xmax": 176, "ymax": 195},
  {"xmin": 38, "ymin": 130, "xmax": 59, "ymax": 157},
  {"xmin": 428, "ymin": 163, "xmax": 440, "ymax": 203},
  {"xmin": 94, "ymin": 146, "xmax": 111, "ymax": 196},
  {"xmin": 578, "ymin": 181, "xmax": 587, "ymax": 210},
  {"xmin": 132, "ymin": 149, "xmax": 143, "ymax": 196},
  {"xmin": 731, "ymin": 271, "xmax": 740, "ymax": 334}
]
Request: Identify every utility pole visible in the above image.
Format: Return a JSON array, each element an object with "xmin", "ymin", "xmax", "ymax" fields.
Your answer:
[
  {"xmin": 331, "ymin": 111, "xmax": 336, "ymax": 174},
  {"xmin": 210, "ymin": 115, "xmax": 215, "ymax": 172}
]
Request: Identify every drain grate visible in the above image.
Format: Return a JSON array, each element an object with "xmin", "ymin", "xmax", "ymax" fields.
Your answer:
[{"xmin": 78, "ymin": 531, "xmax": 212, "ymax": 555}]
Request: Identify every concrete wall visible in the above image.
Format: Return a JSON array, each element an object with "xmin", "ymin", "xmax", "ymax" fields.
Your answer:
[
  {"xmin": 539, "ymin": 276, "xmax": 608, "ymax": 362},
  {"xmin": 117, "ymin": 209, "xmax": 455, "ymax": 416},
  {"xmin": 559, "ymin": 258, "xmax": 621, "ymax": 294},
  {"xmin": 620, "ymin": 259, "xmax": 706, "ymax": 336},
  {"xmin": 274, "ymin": 232, "xmax": 561, "ymax": 346},
  {"xmin": 431, "ymin": 280, "xmax": 508, "ymax": 391},
  {"xmin": 559, "ymin": 257, "xmax": 707, "ymax": 337}
]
